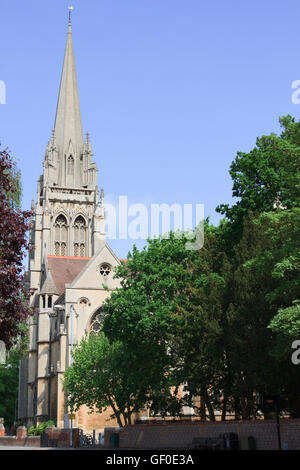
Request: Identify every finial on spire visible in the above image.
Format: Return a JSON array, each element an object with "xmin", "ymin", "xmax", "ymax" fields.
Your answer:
[{"xmin": 68, "ymin": 6, "xmax": 73, "ymax": 27}]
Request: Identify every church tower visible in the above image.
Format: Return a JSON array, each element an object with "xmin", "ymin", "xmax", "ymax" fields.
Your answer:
[
  {"xmin": 32, "ymin": 16, "xmax": 105, "ymax": 271},
  {"xmin": 18, "ymin": 14, "xmax": 121, "ymax": 430}
]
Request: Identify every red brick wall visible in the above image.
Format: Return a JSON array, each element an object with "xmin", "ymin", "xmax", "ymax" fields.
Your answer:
[
  {"xmin": 118, "ymin": 419, "xmax": 300, "ymax": 450},
  {"xmin": 77, "ymin": 405, "xmax": 118, "ymax": 433},
  {"xmin": 0, "ymin": 436, "xmax": 41, "ymax": 447},
  {"xmin": 45, "ymin": 427, "xmax": 80, "ymax": 448}
]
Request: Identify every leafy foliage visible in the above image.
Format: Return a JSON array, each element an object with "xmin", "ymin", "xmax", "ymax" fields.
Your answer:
[
  {"xmin": 64, "ymin": 114, "xmax": 300, "ymax": 421},
  {"xmin": 216, "ymin": 115, "xmax": 300, "ymax": 242},
  {"xmin": 0, "ymin": 146, "xmax": 32, "ymax": 348},
  {"xmin": 63, "ymin": 332, "xmax": 181, "ymax": 427},
  {"xmin": 27, "ymin": 420, "xmax": 56, "ymax": 436}
]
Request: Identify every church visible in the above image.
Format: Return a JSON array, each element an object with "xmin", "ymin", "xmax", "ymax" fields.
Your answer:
[{"xmin": 18, "ymin": 15, "xmax": 122, "ymax": 432}]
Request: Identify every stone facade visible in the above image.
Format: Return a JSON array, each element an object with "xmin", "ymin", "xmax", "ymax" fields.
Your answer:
[{"xmin": 18, "ymin": 17, "xmax": 120, "ymax": 432}]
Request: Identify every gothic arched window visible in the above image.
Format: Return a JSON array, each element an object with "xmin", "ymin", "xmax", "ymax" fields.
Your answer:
[
  {"xmin": 54, "ymin": 214, "xmax": 68, "ymax": 256},
  {"xmin": 89, "ymin": 308, "xmax": 103, "ymax": 335},
  {"xmin": 73, "ymin": 215, "xmax": 87, "ymax": 257}
]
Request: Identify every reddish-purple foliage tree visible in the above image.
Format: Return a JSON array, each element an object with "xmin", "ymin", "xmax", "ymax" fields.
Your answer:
[{"xmin": 0, "ymin": 146, "xmax": 32, "ymax": 349}]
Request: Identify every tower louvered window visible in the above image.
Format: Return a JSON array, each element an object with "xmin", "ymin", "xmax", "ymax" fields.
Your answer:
[
  {"xmin": 74, "ymin": 215, "xmax": 87, "ymax": 257},
  {"xmin": 54, "ymin": 214, "xmax": 68, "ymax": 256}
]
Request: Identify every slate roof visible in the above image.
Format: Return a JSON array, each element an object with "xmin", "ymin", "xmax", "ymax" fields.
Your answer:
[{"xmin": 47, "ymin": 255, "xmax": 91, "ymax": 295}]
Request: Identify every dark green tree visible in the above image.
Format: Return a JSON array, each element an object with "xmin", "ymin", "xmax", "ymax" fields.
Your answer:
[{"xmin": 216, "ymin": 115, "xmax": 300, "ymax": 243}]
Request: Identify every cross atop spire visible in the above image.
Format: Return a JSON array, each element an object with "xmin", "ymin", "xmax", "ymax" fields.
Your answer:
[{"xmin": 68, "ymin": 6, "xmax": 73, "ymax": 26}]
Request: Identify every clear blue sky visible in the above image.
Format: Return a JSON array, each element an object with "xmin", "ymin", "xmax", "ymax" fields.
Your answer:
[{"xmin": 1, "ymin": 0, "xmax": 300, "ymax": 258}]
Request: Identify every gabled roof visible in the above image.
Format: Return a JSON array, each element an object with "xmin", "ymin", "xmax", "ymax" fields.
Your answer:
[
  {"xmin": 47, "ymin": 255, "xmax": 91, "ymax": 295},
  {"xmin": 69, "ymin": 242, "xmax": 121, "ymax": 290}
]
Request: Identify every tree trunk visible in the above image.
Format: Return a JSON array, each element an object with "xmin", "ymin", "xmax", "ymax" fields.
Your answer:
[
  {"xmin": 241, "ymin": 394, "xmax": 248, "ymax": 420},
  {"xmin": 199, "ymin": 389, "xmax": 206, "ymax": 420},
  {"xmin": 221, "ymin": 393, "xmax": 227, "ymax": 421},
  {"xmin": 234, "ymin": 397, "xmax": 241, "ymax": 420},
  {"xmin": 204, "ymin": 388, "xmax": 215, "ymax": 421},
  {"xmin": 109, "ymin": 399, "xmax": 124, "ymax": 427}
]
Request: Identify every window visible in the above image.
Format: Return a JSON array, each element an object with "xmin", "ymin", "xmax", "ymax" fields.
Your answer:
[
  {"xmin": 73, "ymin": 216, "xmax": 86, "ymax": 256},
  {"xmin": 54, "ymin": 214, "xmax": 68, "ymax": 256},
  {"xmin": 61, "ymin": 242, "xmax": 66, "ymax": 256},
  {"xmin": 99, "ymin": 263, "xmax": 111, "ymax": 277},
  {"xmin": 89, "ymin": 308, "xmax": 103, "ymax": 335},
  {"xmin": 47, "ymin": 296, "xmax": 52, "ymax": 308}
]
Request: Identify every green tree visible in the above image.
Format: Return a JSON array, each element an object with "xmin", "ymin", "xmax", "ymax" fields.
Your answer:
[
  {"xmin": 0, "ymin": 321, "xmax": 29, "ymax": 428},
  {"xmin": 64, "ymin": 115, "xmax": 300, "ymax": 422},
  {"xmin": 101, "ymin": 232, "xmax": 200, "ymax": 418},
  {"xmin": 103, "ymin": 233, "xmax": 197, "ymax": 346},
  {"xmin": 170, "ymin": 223, "xmax": 230, "ymax": 421},
  {"xmin": 216, "ymin": 115, "xmax": 300, "ymax": 243},
  {"xmin": 63, "ymin": 332, "xmax": 181, "ymax": 427},
  {"xmin": 212, "ymin": 115, "xmax": 300, "ymax": 417},
  {"xmin": 242, "ymin": 208, "xmax": 300, "ymax": 416},
  {"xmin": 171, "ymin": 116, "xmax": 300, "ymax": 419},
  {"xmin": 0, "ymin": 350, "xmax": 19, "ymax": 427}
]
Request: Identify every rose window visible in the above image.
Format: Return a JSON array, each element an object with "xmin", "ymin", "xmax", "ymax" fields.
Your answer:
[{"xmin": 99, "ymin": 263, "xmax": 111, "ymax": 277}]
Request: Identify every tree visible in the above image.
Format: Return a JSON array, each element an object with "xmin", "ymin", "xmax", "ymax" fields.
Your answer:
[
  {"xmin": 223, "ymin": 216, "xmax": 280, "ymax": 419},
  {"xmin": 0, "ymin": 322, "xmax": 29, "ymax": 427},
  {"xmin": 210, "ymin": 115, "xmax": 300, "ymax": 417},
  {"xmin": 64, "ymin": 333, "xmax": 128, "ymax": 427},
  {"xmin": 63, "ymin": 332, "xmax": 180, "ymax": 427},
  {"xmin": 170, "ymin": 223, "xmax": 230, "ymax": 421},
  {"xmin": 64, "ymin": 115, "xmax": 300, "ymax": 421},
  {"xmin": 243, "ymin": 208, "xmax": 300, "ymax": 416},
  {"xmin": 0, "ymin": 146, "xmax": 32, "ymax": 348},
  {"xmin": 100, "ymin": 232, "xmax": 203, "ymax": 419},
  {"xmin": 0, "ymin": 350, "xmax": 20, "ymax": 427},
  {"xmin": 102, "ymin": 232, "xmax": 197, "ymax": 346},
  {"xmin": 216, "ymin": 115, "xmax": 300, "ymax": 243}
]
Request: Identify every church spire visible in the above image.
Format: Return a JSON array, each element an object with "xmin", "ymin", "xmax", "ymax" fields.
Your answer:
[{"xmin": 53, "ymin": 9, "xmax": 84, "ymax": 185}]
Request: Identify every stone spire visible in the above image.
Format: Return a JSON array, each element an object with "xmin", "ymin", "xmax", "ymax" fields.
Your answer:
[{"xmin": 53, "ymin": 15, "xmax": 84, "ymax": 186}]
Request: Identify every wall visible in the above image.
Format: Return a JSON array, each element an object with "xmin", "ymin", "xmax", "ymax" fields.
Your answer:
[
  {"xmin": 77, "ymin": 405, "xmax": 118, "ymax": 434},
  {"xmin": 45, "ymin": 426, "xmax": 80, "ymax": 448},
  {"xmin": 0, "ymin": 436, "xmax": 40, "ymax": 447},
  {"xmin": 0, "ymin": 427, "xmax": 40, "ymax": 447},
  {"xmin": 118, "ymin": 419, "xmax": 300, "ymax": 450}
]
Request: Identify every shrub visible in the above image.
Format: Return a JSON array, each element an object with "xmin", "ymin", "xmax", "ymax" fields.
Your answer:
[
  {"xmin": 27, "ymin": 420, "xmax": 56, "ymax": 436},
  {"xmin": 27, "ymin": 425, "xmax": 36, "ymax": 436}
]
